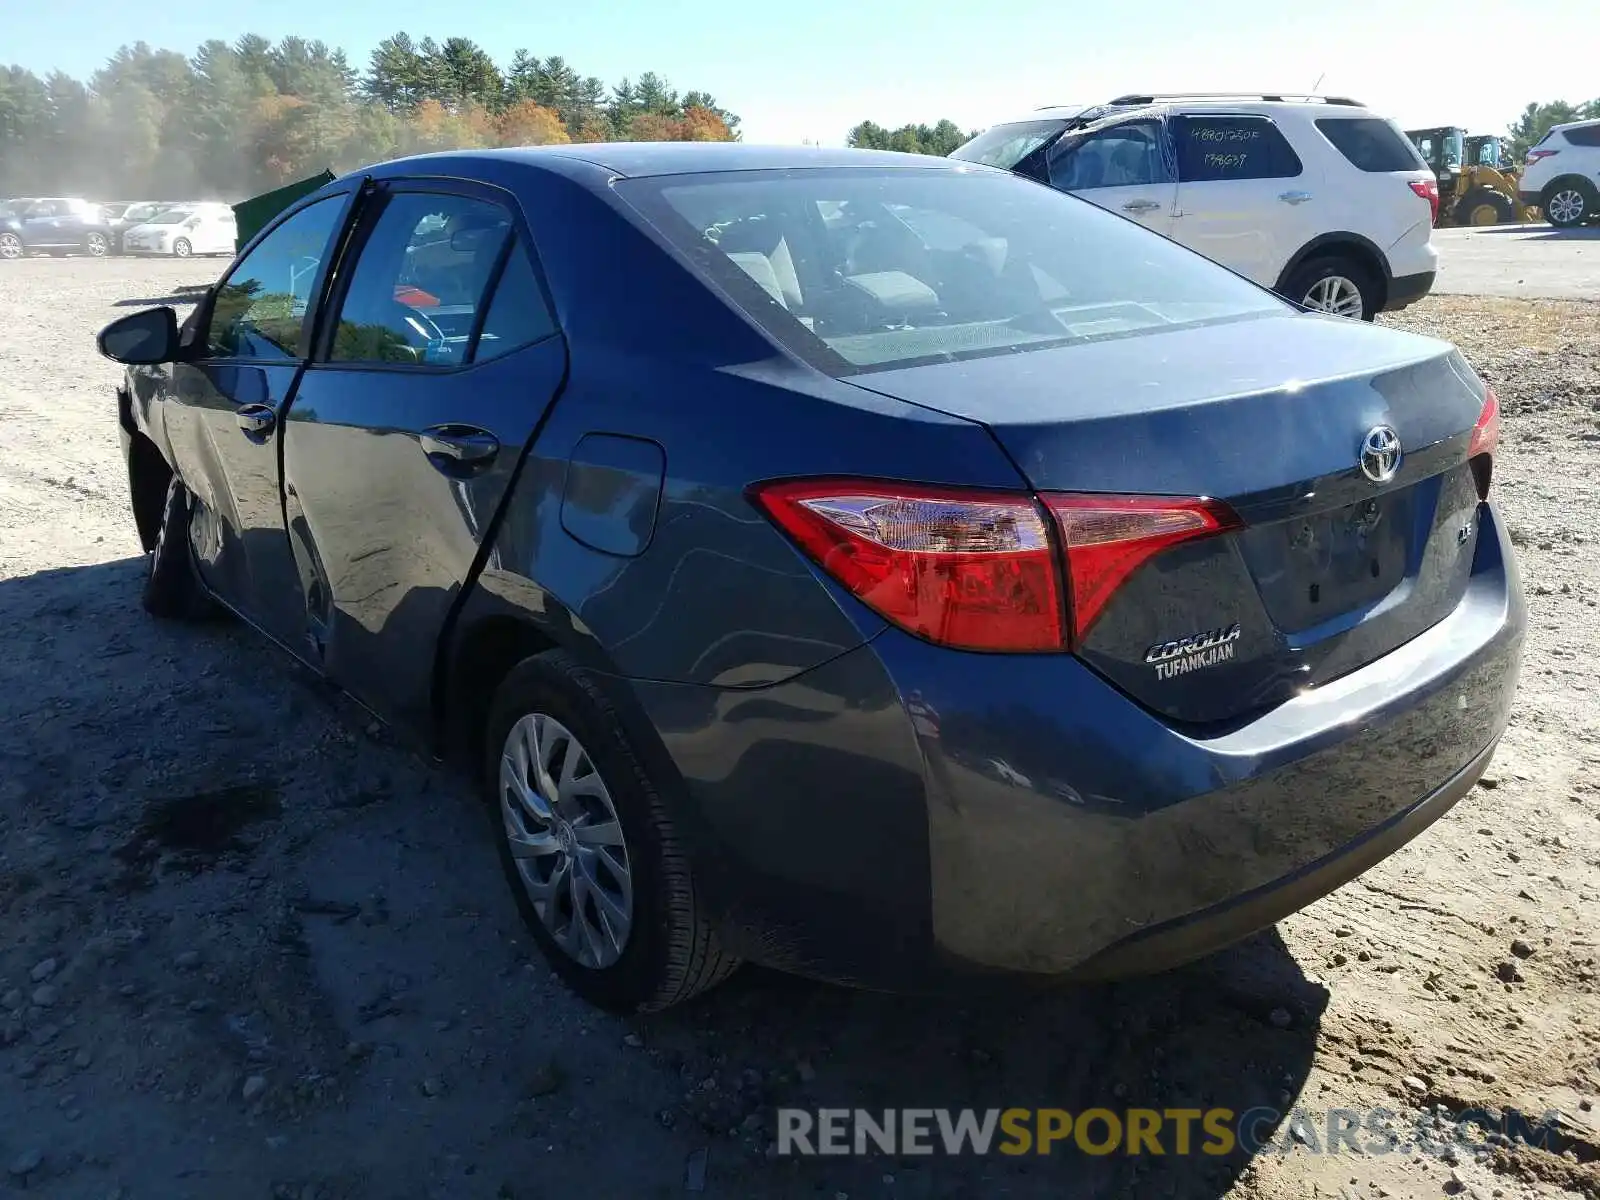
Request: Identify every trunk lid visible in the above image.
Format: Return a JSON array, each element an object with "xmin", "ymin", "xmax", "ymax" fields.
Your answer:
[{"xmin": 850, "ymin": 312, "xmax": 1490, "ymax": 725}]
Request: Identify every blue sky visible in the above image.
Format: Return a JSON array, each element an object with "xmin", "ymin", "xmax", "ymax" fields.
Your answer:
[{"xmin": 7, "ymin": 0, "xmax": 1597, "ymax": 145}]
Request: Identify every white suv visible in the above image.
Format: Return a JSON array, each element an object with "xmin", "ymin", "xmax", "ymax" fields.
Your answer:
[
  {"xmin": 952, "ymin": 93, "xmax": 1440, "ymax": 321},
  {"xmin": 1518, "ymin": 118, "xmax": 1600, "ymax": 228}
]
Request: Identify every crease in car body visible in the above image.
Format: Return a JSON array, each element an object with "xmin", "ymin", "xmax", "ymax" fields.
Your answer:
[{"xmin": 100, "ymin": 142, "xmax": 1523, "ymax": 1014}]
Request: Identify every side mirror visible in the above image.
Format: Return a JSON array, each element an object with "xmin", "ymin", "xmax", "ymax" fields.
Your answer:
[{"xmin": 97, "ymin": 306, "xmax": 180, "ymax": 365}]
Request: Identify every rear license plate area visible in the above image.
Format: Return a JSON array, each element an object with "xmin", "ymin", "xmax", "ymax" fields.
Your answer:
[{"xmin": 1280, "ymin": 494, "xmax": 1410, "ymax": 627}]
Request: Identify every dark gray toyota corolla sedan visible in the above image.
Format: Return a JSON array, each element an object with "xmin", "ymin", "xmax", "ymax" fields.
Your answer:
[{"xmin": 97, "ymin": 143, "xmax": 1524, "ymax": 1013}]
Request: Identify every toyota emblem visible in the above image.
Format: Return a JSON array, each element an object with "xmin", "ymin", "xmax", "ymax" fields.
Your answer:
[{"xmin": 1359, "ymin": 425, "xmax": 1401, "ymax": 484}]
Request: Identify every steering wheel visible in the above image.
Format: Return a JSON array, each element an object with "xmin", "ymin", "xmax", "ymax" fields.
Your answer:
[{"xmin": 388, "ymin": 298, "xmax": 445, "ymax": 348}]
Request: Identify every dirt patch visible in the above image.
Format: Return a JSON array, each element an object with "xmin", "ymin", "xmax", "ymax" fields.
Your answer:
[{"xmin": 0, "ymin": 259, "xmax": 1595, "ymax": 1198}]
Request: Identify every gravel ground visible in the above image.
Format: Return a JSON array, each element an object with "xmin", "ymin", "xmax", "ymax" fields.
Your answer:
[{"xmin": 0, "ymin": 257, "xmax": 1596, "ymax": 1200}]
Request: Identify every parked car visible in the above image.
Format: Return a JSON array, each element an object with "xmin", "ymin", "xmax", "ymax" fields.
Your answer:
[
  {"xmin": 0, "ymin": 196, "xmax": 113, "ymax": 259},
  {"xmin": 952, "ymin": 92, "xmax": 1440, "ymax": 321},
  {"xmin": 1518, "ymin": 118, "xmax": 1600, "ymax": 228},
  {"xmin": 120, "ymin": 202, "xmax": 238, "ymax": 257},
  {"xmin": 106, "ymin": 201, "xmax": 177, "ymax": 254},
  {"xmin": 97, "ymin": 144, "xmax": 1524, "ymax": 1013}
]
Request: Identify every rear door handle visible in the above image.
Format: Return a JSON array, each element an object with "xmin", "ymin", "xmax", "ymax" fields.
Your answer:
[
  {"xmin": 420, "ymin": 424, "xmax": 499, "ymax": 471},
  {"xmin": 1121, "ymin": 199, "xmax": 1162, "ymax": 214},
  {"xmin": 1279, "ymin": 191, "xmax": 1314, "ymax": 205},
  {"xmin": 236, "ymin": 403, "xmax": 276, "ymax": 436}
]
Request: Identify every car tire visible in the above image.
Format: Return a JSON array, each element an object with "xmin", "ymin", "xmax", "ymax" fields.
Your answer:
[
  {"xmin": 172, "ymin": 238, "xmax": 192, "ymax": 258},
  {"xmin": 142, "ymin": 476, "xmax": 214, "ymax": 621},
  {"xmin": 1285, "ymin": 256, "xmax": 1377, "ymax": 321},
  {"xmin": 0, "ymin": 232, "xmax": 21, "ymax": 261},
  {"xmin": 1542, "ymin": 180, "xmax": 1595, "ymax": 229},
  {"xmin": 484, "ymin": 649, "xmax": 739, "ymax": 1013},
  {"xmin": 85, "ymin": 232, "xmax": 109, "ymax": 257},
  {"xmin": 1457, "ymin": 189, "xmax": 1514, "ymax": 227}
]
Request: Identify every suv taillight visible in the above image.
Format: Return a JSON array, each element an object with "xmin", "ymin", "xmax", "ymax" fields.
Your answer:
[
  {"xmin": 1409, "ymin": 178, "xmax": 1440, "ymax": 225},
  {"xmin": 1526, "ymin": 149, "xmax": 1560, "ymax": 165},
  {"xmin": 748, "ymin": 480, "xmax": 1239, "ymax": 652},
  {"xmin": 1468, "ymin": 386, "xmax": 1500, "ymax": 499}
]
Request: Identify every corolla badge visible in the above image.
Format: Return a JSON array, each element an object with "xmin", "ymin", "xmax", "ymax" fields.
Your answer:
[
  {"xmin": 1360, "ymin": 425, "xmax": 1402, "ymax": 484},
  {"xmin": 1145, "ymin": 623, "xmax": 1241, "ymax": 680}
]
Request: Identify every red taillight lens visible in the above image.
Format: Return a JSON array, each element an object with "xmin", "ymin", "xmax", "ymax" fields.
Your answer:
[
  {"xmin": 1044, "ymin": 495, "xmax": 1241, "ymax": 643},
  {"xmin": 1409, "ymin": 178, "xmax": 1440, "ymax": 225},
  {"xmin": 749, "ymin": 479, "xmax": 1242, "ymax": 653},
  {"xmin": 1468, "ymin": 386, "xmax": 1500, "ymax": 499},
  {"xmin": 748, "ymin": 479, "xmax": 1063, "ymax": 652},
  {"xmin": 1526, "ymin": 149, "xmax": 1559, "ymax": 164}
]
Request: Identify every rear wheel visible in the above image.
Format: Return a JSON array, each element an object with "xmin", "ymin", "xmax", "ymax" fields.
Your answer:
[
  {"xmin": 485, "ymin": 650, "xmax": 738, "ymax": 1012},
  {"xmin": 142, "ymin": 476, "xmax": 214, "ymax": 621},
  {"xmin": 1457, "ymin": 189, "xmax": 1514, "ymax": 227},
  {"xmin": 1286, "ymin": 256, "xmax": 1377, "ymax": 321},
  {"xmin": 84, "ymin": 232, "xmax": 109, "ymax": 257},
  {"xmin": 1543, "ymin": 181, "xmax": 1595, "ymax": 228},
  {"xmin": 0, "ymin": 232, "xmax": 21, "ymax": 260},
  {"xmin": 172, "ymin": 238, "xmax": 192, "ymax": 258}
]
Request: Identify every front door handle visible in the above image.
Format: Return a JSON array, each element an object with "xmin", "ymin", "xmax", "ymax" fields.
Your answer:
[
  {"xmin": 1279, "ymin": 190, "xmax": 1314, "ymax": 205},
  {"xmin": 420, "ymin": 424, "xmax": 499, "ymax": 471},
  {"xmin": 236, "ymin": 403, "xmax": 276, "ymax": 436},
  {"xmin": 1121, "ymin": 198, "xmax": 1162, "ymax": 214}
]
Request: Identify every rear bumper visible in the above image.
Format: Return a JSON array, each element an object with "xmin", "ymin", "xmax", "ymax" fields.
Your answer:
[
  {"xmin": 1383, "ymin": 270, "xmax": 1436, "ymax": 311},
  {"xmin": 629, "ymin": 501, "xmax": 1525, "ymax": 991}
]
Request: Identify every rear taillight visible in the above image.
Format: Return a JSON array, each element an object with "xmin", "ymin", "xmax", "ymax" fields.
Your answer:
[
  {"xmin": 1468, "ymin": 386, "xmax": 1500, "ymax": 499},
  {"xmin": 748, "ymin": 479, "xmax": 1238, "ymax": 652},
  {"xmin": 1409, "ymin": 178, "xmax": 1440, "ymax": 225},
  {"xmin": 1044, "ymin": 495, "xmax": 1241, "ymax": 643},
  {"xmin": 748, "ymin": 480, "xmax": 1062, "ymax": 651},
  {"xmin": 1526, "ymin": 149, "xmax": 1559, "ymax": 165}
]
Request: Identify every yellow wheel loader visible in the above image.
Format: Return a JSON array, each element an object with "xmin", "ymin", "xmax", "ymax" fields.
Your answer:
[{"xmin": 1405, "ymin": 127, "xmax": 1538, "ymax": 226}]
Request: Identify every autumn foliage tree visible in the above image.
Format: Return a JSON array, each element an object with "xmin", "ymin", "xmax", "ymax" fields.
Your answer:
[{"xmin": 0, "ymin": 32, "xmax": 740, "ymax": 199}]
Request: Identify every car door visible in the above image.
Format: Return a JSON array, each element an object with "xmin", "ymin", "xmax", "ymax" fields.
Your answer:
[
  {"xmin": 1168, "ymin": 112, "xmax": 1320, "ymax": 286},
  {"xmin": 282, "ymin": 179, "xmax": 567, "ymax": 734},
  {"xmin": 1044, "ymin": 116, "xmax": 1178, "ymax": 237},
  {"xmin": 164, "ymin": 185, "xmax": 364, "ymax": 652},
  {"xmin": 22, "ymin": 200, "xmax": 69, "ymax": 248}
]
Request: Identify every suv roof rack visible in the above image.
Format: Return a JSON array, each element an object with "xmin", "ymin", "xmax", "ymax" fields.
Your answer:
[{"xmin": 1105, "ymin": 92, "xmax": 1365, "ymax": 107}]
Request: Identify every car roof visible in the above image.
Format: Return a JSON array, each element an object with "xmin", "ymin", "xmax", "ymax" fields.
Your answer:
[
  {"xmin": 1554, "ymin": 117, "xmax": 1600, "ymax": 131},
  {"xmin": 364, "ymin": 142, "xmax": 978, "ymax": 182}
]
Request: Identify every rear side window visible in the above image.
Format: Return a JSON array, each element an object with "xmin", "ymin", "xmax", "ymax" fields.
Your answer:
[
  {"xmin": 1563, "ymin": 124, "xmax": 1600, "ymax": 147},
  {"xmin": 1174, "ymin": 116, "xmax": 1302, "ymax": 182},
  {"xmin": 1316, "ymin": 117, "xmax": 1428, "ymax": 172},
  {"xmin": 473, "ymin": 238, "xmax": 557, "ymax": 362},
  {"xmin": 328, "ymin": 192, "xmax": 516, "ymax": 367}
]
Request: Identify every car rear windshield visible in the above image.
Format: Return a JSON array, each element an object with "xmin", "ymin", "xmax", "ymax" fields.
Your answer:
[
  {"xmin": 947, "ymin": 120, "xmax": 1068, "ymax": 169},
  {"xmin": 617, "ymin": 166, "xmax": 1286, "ymax": 375},
  {"xmin": 1315, "ymin": 117, "xmax": 1428, "ymax": 172}
]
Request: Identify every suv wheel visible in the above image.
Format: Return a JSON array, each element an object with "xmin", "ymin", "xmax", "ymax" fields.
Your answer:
[
  {"xmin": 1543, "ymin": 182, "xmax": 1594, "ymax": 228},
  {"xmin": 1286, "ymin": 256, "xmax": 1377, "ymax": 321},
  {"xmin": 0, "ymin": 232, "xmax": 21, "ymax": 260},
  {"xmin": 485, "ymin": 650, "xmax": 739, "ymax": 1012}
]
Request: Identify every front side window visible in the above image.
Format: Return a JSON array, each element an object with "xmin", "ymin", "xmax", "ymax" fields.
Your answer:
[
  {"xmin": 1048, "ymin": 121, "xmax": 1172, "ymax": 190},
  {"xmin": 620, "ymin": 166, "xmax": 1286, "ymax": 375},
  {"xmin": 1174, "ymin": 116, "xmax": 1303, "ymax": 182},
  {"xmin": 206, "ymin": 195, "xmax": 346, "ymax": 360},
  {"xmin": 327, "ymin": 192, "xmax": 520, "ymax": 366}
]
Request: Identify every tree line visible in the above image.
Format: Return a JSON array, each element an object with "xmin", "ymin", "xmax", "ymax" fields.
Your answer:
[
  {"xmin": 850, "ymin": 99, "xmax": 1600, "ymax": 162},
  {"xmin": 0, "ymin": 34, "xmax": 741, "ymax": 202}
]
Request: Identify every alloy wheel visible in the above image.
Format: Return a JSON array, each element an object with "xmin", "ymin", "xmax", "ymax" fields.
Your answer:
[
  {"xmin": 0, "ymin": 233, "xmax": 21, "ymax": 261},
  {"xmin": 499, "ymin": 712, "xmax": 634, "ymax": 969},
  {"xmin": 86, "ymin": 233, "xmax": 108, "ymax": 257},
  {"xmin": 1301, "ymin": 275, "xmax": 1365, "ymax": 319},
  {"xmin": 173, "ymin": 239, "xmax": 192, "ymax": 258},
  {"xmin": 1546, "ymin": 189, "xmax": 1586, "ymax": 226}
]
